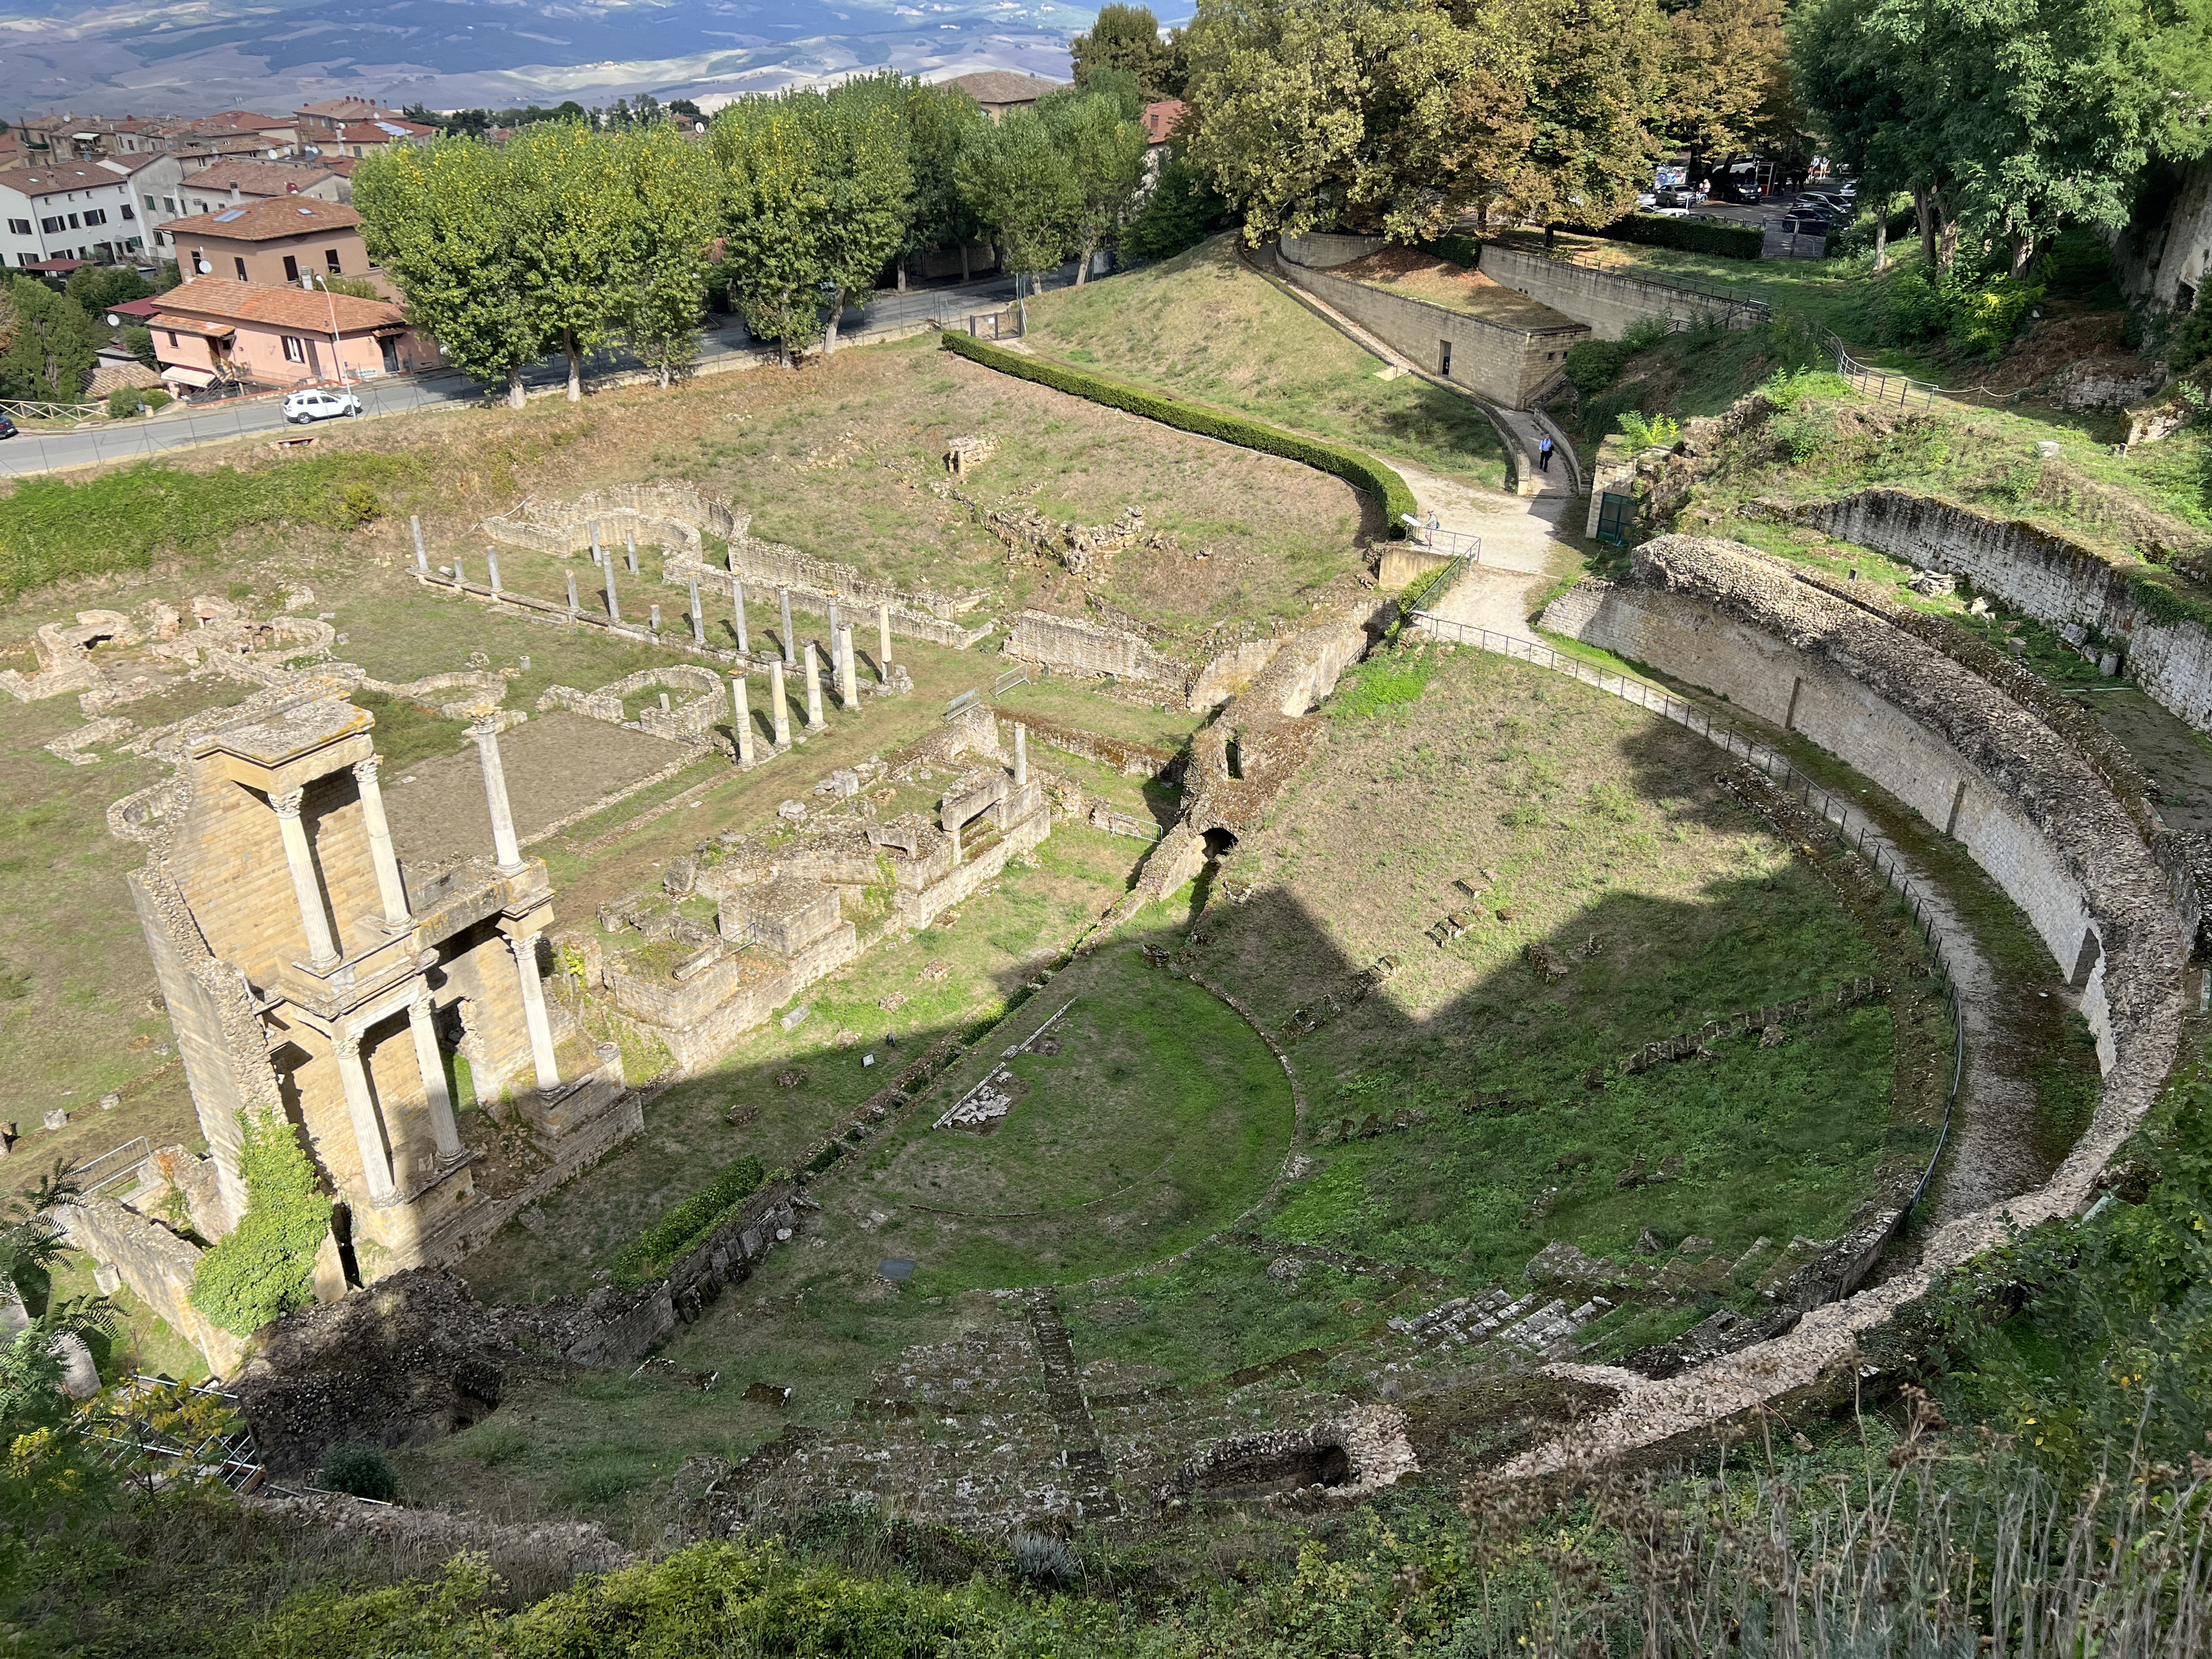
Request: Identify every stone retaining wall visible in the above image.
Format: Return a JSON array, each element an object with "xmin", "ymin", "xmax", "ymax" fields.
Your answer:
[
  {"xmin": 58, "ymin": 1194, "xmax": 243, "ymax": 1374},
  {"xmin": 1801, "ymin": 488, "xmax": 2212, "ymax": 731},
  {"xmin": 1005, "ymin": 609, "xmax": 1189, "ymax": 689},
  {"xmin": 1475, "ymin": 244, "xmax": 1762, "ymax": 340},
  {"xmin": 484, "ymin": 484, "xmax": 745, "ymax": 559},
  {"xmin": 1519, "ymin": 535, "xmax": 2186, "ymax": 1475}
]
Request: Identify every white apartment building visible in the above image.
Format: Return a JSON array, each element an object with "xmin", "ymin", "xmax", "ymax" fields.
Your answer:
[{"xmin": 0, "ymin": 152, "xmax": 185, "ymax": 268}]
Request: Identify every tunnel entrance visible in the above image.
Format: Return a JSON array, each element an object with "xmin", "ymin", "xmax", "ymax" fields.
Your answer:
[
  {"xmin": 1196, "ymin": 1437, "xmax": 1353, "ymax": 1500},
  {"xmin": 1202, "ymin": 826, "xmax": 1239, "ymax": 859}
]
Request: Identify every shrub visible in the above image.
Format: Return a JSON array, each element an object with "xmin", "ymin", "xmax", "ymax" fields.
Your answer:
[
  {"xmin": 316, "ymin": 1442, "xmax": 398, "ymax": 1501},
  {"xmin": 1949, "ymin": 276, "xmax": 2043, "ymax": 359},
  {"xmin": 1617, "ymin": 411, "xmax": 1681, "ymax": 450},
  {"xmin": 1564, "ymin": 339, "xmax": 1631, "ymax": 400},
  {"xmin": 188, "ymin": 1111, "xmax": 330, "ymax": 1337},
  {"xmin": 1622, "ymin": 316, "xmax": 1672, "ymax": 354},
  {"xmin": 610, "ymin": 1156, "xmax": 764, "ymax": 1288},
  {"xmin": 1008, "ymin": 1531, "xmax": 1076, "ymax": 1587},
  {"xmin": 942, "ymin": 331, "xmax": 1417, "ymax": 534},
  {"xmin": 105, "ymin": 388, "xmax": 145, "ymax": 419},
  {"xmin": 1413, "ymin": 233, "xmax": 1483, "ymax": 270},
  {"xmin": 1879, "ymin": 265, "xmax": 2043, "ymax": 359},
  {"xmin": 337, "ymin": 483, "xmax": 382, "ymax": 525},
  {"xmin": 1124, "ymin": 153, "xmax": 1229, "ymax": 262},
  {"xmin": 1573, "ymin": 213, "xmax": 1765, "ymax": 261}
]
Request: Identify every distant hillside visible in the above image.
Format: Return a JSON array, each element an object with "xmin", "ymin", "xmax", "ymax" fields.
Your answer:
[{"xmin": 1024, "ymin": 236, "xmax": 1509, "ymax": 491}]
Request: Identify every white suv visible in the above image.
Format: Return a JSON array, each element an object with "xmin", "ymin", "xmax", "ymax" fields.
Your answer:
[{"xmin": 283, "ymin": 388, "xmax": 362, "ymax": 424}]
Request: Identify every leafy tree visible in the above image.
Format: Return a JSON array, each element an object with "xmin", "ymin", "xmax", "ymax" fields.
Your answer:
[
  {"xmin": 1183, "ymin": 0, "xmax": 1533, "ymax": 243},
  {"xmin": 902, "ymin": 80, "xmax": 990, "ymax": 285},
  {"xmin": 1663, "ymin": 0, "xmax": 1791, "ymax": 191},
  {"xmin": 188, "ymin": 1111, "xmax": 332, "ymax": 1338},
  {"xmin": 1127, "ymin": 148, "xmax": 1231, "ymax": 259},
  {"xmin": 1077, "ymin": 65, "xmax": 1147, "ymax": 123},
  {"xmin": 505, "ymin": 122, "xmax": 638, "ymax": 400},
  {"xmin": 0, "ymin": 277, "xmax": 98, "ymax": 403},
  {"xmin": 816, "ymin": 76, "xmax": 915, "ymax": 353},
  {"xmin": 669, "ymin": 97, "xmax": 703, "ymax": 120},
  {"xmin": 64, "ymin": 265, "xmax": 154, "ymax": 321},
  {"xmin": 1072, "ymin": 3, "xmax": 1177, "ymax": 101},
  {"xmin": 1038, "ymin": 90, "xmax": 1149, "ymax": 283},
  {"xmin": 1498, "ymin": 0, "xmax": 1667, "ymax": 247},
  {"xmin": 617, "ymin": 123, "xmax": 718, "ymax": 385},
  {"xmin": 957, "ymin": 107, "xmax": 1081, "ymax": 328},
  {"xmin": 712, "ymin": 95, "xmax": 836, "ymax": 363},
  {"xmin": 122, "ymin": 324, "xmax": 156, "ymax": 369},
  {"xmin": 357, "ymin": 137, "xmax": 544, "ymax": 406}
]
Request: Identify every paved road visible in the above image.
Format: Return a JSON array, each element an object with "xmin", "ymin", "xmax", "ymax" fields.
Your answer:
[{"xmin": 0, "ymin": 262, "xmax": 1087, "ymax": 479}]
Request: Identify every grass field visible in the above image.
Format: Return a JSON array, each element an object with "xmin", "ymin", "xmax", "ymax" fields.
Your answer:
[{"xmin": 1023, "ymin": 237, "xmax": 1511, "ymax": 492}]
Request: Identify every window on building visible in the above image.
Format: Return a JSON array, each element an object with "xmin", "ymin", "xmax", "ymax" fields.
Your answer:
[
  {"xmin": 4, "ymin": 218, "xmax": 28, "ymax": 236},
  {"xmin": 143, "ymin": 193, "xmax": 156, "ymax": 210},
  {"xmin": 166, "ymin": 331, "xmax": 178, "ymax": 348},
  {"xmin": 283, "ymin": 336, "xmax": 307, "ymax": 363},
  {"xmin": 283, "ymin": 253, "xmax": 299, "ymax": 282},
  {"xmin": 234, "ymin": 255, "xmax": 247, "ymax": 280},
  {"xmin": 65, "ymin": 213, "xmax": 80, "ymax": 229},
  {"xmin": 324, "ymin": 247, "xmax": 341, "ymax": 274},
  {"xmin": 39, "ymin": 217, "xmax": 62, "ymax": 234},
  {"xmin": 120, "ymin": 204, "xmax": 134, "ymax": 221},
  {"xmin": 82, "ymin": 208, "xmax": 106, "ymax": 227},
  {"xmin": 163, "ymin": 196, "xmax": 178, "ymax": 213}
]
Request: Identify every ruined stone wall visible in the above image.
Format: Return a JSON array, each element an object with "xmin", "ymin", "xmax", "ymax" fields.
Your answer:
[
  {"xmin": 993, "ymin": 711, "xmax": 1182, "ymax": 779},
  {"xmin": 1476, "ymin": 244, "xmax": 1759, "ymax": 340},
  {"xmin": 483, "ymin": 484, "xmax": 745, "ymax": 559},
  {"xmin": 1804, "ymin": 489, "xmax": 2212, "ymax": 731},
  {"xmin": 1276, "ymin": 260, "xmax": 1585, "ymax": 409},
  {"xmin": 1514, "ymin": 537, "xmax": 2188, "ymax": 1477},
  {"xmin": 58, "ymin": 1196, "xmax": 244, "ymax": 1375},
  {"xmin": 1005, "ymin": 610, "xmax": 1188, "ymax": 689}
]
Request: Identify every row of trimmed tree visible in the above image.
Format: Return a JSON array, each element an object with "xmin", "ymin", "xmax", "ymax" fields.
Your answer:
[{"xmin": 356, "ymin": 74, "xmax": 1152, "ymax": 404}]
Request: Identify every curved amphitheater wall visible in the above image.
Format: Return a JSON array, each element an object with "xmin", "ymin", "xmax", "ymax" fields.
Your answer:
[
  {"xmin": 1804, "ymin": 489, "xmax": 2212, "ymax": 732},
  {"xmin": 1519, "ymin": 536, "xmax": 2185, "ymax": 1473}
]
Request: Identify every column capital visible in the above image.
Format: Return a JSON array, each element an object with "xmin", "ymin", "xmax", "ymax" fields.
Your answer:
[
  {"xmin": 408, "ymin": 987, "xmax": 435, "ymax": 1018},
  {"xmin": 270, "ymin": 787, "xmax": 305, "ymax": 819},
  {"xmin": 337, "ymin": 1022, "xmax": 365, "ymax": 1058},
  {"xmin": 352, "ymin": 755, "xmax": 382, "ymax": 786}
]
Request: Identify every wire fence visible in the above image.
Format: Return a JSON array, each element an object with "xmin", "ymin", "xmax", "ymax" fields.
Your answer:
[
  {"xmin": 1407, "ymin": 613, "xmax": 1965, "ymax": 1217},
  {"xmin": 70, "ymin": 1134, "xmax": 150, "ymax": 1199}
]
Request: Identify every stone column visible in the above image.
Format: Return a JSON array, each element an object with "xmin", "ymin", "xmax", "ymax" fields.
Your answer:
[
  {"xmin": 624, "ymin": 531, "xmax": 638, "ymax": 574},
  {"xmin": 589, "ymin": 519, "xmax": 603, "ymax": 566},
  {"xmin": 650, "ymin": 603, "xmax": 662, "ymax": 635},
  {"xmin": 733, "ymin": 580, "xmax": 749, "ymax": 654},
  {"xmin": 335, "ymin": 1025, "xmax": 397, "ymax": 1203},
  {"xmin": 486, "ymin": 547, "xmax": 502, "ymax": 594},
  {"xmin": 827, "ymin": 597, "xmax": 841, "ymax": 640},
  {"xmin": 803, "ymin": 641, "xmax": 825, "ymax": 733},
  {"xmin": 468, "ymin": 721, "xmax": 525, "ymax": 872},
  {"xmin": 1014, "ymin": 722, "xmax": 1027, "ymax": 786},
  {"xmin": 352, "ymin": 758, "xmax": 411, "ymax": 928},
  {"xmin": 410, "ymin": 515, "xmax": 426, "ymax": 571},
  {"xmin": 779, "ymin": 588, "xmax": 795, "ymax": 665},
  {"xmin": 838, "ymin": 624, "xmax": 858, "ymax": 709},
  {"xmin": 407, "ymin": 992, "xmax": 463, "ymax": 1163},
  {"xmin": 877, "ymin": 602, "xmax": 892, "ymax": 681},
  {"xmin": 566, "ymin": 570, "xmax": 580, "ymax": 615},
  {"xmin": 505, "ymin": 932, "xmax": 562, "ymax": 1095},
  {"xmin": 732, "ymin": 673, "xmax": 757, "ymax": 768},
  {"xmin": 688, "ymin": 580, "xmax": 705, "ymax": 646},
  {"xmin": 270, "ymin": 788, "xmax": 341, "ymax": 970},
  {"xmin": 951, "ymin": 819, "xmax": 963, "ymax": 865},
  {"xmin": 453, "ymin": 556, "xmax": 465, "ymax": 586},
  {"xmin": 603, "ymin": 550, "xmax": 620, "ymax": 623},
  {"xmin": 770, "ymin": 658, "xmax": 792, "ymax": 748}
]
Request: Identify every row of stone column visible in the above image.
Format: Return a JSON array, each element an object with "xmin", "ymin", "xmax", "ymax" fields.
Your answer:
[{"xmin": 727, "ymin": 616, "xmax": 883, "ymax": 769}]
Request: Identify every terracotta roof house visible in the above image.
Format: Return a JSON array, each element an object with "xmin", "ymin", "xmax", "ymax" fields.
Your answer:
[
  {"xmin": 324, "ymin": 118, "xmax": 436, "ymax": 159},
  {"xmin": 940, "ymin": 70, "xmax": 1067, "ymax": 121},
  {"xmin": 147, "ymin": 277, "xmax": 434, "ymax": 393},
  {"xmin": 1141, "ymin": 100, "xmax": 1188, "ymax": 145},
  {"xmin": 160, "ymin": 195, "xmax": 367, "ymax": 285},
  {"xmin": 1, "ymin": 152, "xmax": 183, "ymax": 268},
  {"xmin": 171, "ymin": 162, "xmax": 348, "ymax": 217},
  {"xmin": 295, "ymin": 98, "xmax": 408, "ymax": 138}
]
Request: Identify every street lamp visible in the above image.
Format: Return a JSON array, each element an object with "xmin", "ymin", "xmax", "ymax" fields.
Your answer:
[{"xmin": 300, "ymin": 270, "xmax": 354, "ymax": 408}]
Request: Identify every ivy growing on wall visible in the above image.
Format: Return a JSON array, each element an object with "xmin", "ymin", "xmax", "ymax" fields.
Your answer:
[{"xmin": 189, "ymin": 1112, "xmax": 332, "ymax": 1338}]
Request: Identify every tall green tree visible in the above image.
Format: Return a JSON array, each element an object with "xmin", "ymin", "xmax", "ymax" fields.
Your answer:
[
  {"xmin": 902, "ymin": 80, "xmax": 990, "ymax": 286},
  {"xmin": 817, "ymin": 76, "xmax": 915, "ymax": 353},
  {"xmin": 358, "ymin": 137, "xmax": 543, "ymax": 406},
  {"xmin": 507, "ymin": 122, "xmax": 638, "ymax": 401},
  {"xmin": 957, "ymin": 107, "xmax": 1081, "ymax": 328},
  {"xmin": 712, "ymin": 95, "xmax": 836, "ymax": 364},
  {"xmin": 0, "ymin": 276, "xmax": 100, "ymax": 404},
  {"xmin": 616, "ymin": 123, "xmax": 719, "ymax": 385},
  {"xmin": 1486, "ymin": 0, "xmax": 1665, "ymax": 245},
  {"xmin": 1663, "ymin": 0, "xmax": 1793, "ymax": 191},
  {"xmin": 1038, "ymin": 90, "xmax": 1150, "ymax": 283},
  {"xmin": 1072, "ymin": 4, "xmax": 1177, "ymax": 101}
]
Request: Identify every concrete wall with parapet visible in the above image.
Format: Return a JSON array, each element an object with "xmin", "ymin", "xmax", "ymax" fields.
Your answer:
[
  {"xmin": 484, "ymin": 483, "xmax": 745, "ymax": 559},
  {"xmin": 1476, "ymin": 244, "xmax": 1760, "ymax": 341},
  {"xmin": 1276, "ymin": 253, "xmax": 1586, "ymax": 409},
  {"xmin": 1803, "ymin": 489, "xmax": 2212, "ymax": 732},
  {"xmin": 1005, "ymin": 609, "xmax": 1189, "ymax": 689},
  {"xmin": 1514, "ymin": 535, "xmax": 2188, "ymax": 1475},
  {"xmin": 59, "ymin": 1195, "xmax": 244, "ymax": 1375},
  {"xmin": 1280, "ymin": 232, "xmax": 1385, "ymax": 269}
]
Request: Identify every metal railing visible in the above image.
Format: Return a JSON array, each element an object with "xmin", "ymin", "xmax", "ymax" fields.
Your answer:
[
  {"xmin": 1399, "ymin": 519, "xmax": 1484, "ymax": 562},
  {"xmin": 1833, "ymin": 340, "xmax": 1942, "ymax": 410},
  {"xmin": 71, "ymin": 1135, "xmax": 150, "ymax": 1198},
  {"xmin": 85, "ymin": 1375, "xmax": 267, "ymax": 1495},
  {"xmin": 1406, "ymin": 613, "xmax": 1965, "ymax": 1218},
  {"xmin": 1496, "ymin": 237, "xmax": 1772, "ymax": 323}
]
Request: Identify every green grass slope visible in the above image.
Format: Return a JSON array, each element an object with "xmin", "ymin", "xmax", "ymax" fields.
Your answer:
[{"xmin": 1026, "ymin": 236, "xmax": 1510, "ymax": 490}]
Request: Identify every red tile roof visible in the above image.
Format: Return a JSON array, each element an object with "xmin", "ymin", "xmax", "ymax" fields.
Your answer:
[
  {"xmin": 1141, "ymin": 100, "xmax": 1187, "ymax": 144},
  {"xmin": 163, "ymin": 195, "xmax": 361, "ymax": 241},
  {"xmin": 0, "ymin": 155, "xmax": 161, "ymax": 197},
  {"xmin": 155, "ymin": 277, "xmax": 404, "ymax": 335},
  {"xmin": 942, "ymin": 71, "xmax": 1066, "ymax": 108},
  {"xmin": 334, "ymin": 119, "xmax": 434, "ymax": 143},
  {"xmin": 180, "ymin": 160, "xmax": 342, "ymax": 199}
]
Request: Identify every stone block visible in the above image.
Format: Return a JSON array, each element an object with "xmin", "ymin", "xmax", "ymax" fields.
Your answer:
[
  {"xmin": 723, "ymin": 878, "xmax": 843, "ymax": 957},
  {"xmin": 41, "ymin": 1109, "xmax": 66, "ymax": 1131},
  {"xmin": 941, "ymin": 769, "xmax": 1008, "ymax": 832}
]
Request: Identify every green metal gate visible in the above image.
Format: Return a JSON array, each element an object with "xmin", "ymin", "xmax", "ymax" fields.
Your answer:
[{"xmin": 1595, "ymin": 492, "xmax": 1634, "ymax": 546}]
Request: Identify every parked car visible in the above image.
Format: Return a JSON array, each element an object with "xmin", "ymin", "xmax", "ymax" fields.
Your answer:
[
  {"xmin": 283, "ymin": 388, "xmax": 362, "ymax": 424},
  {"xmin": 1780, "ymin": 215, "xmax": 1835, "ymax": 237},
  {"xmin": 1796, "ymin": 194, "xmax": 1853, "ymax": 216},
  {"xmin": 0, "ymin": 414, "xmax": 17, "ymax": 441}
]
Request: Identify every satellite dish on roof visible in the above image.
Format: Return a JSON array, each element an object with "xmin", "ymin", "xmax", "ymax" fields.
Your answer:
[{"xmin": 195, "ymin": 257, "xmax": 211, "ymax": 274}]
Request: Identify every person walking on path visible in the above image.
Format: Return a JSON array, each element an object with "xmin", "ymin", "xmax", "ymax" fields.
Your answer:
[{"xmin": 1538, "ymin": 435, "xmax": 1554, "ymax": 473}]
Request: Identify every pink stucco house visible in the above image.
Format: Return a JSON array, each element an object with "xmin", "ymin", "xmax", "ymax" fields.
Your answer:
[{"xmin": 148, "ymin": 277, "xmax": 436, "ymax": 394}]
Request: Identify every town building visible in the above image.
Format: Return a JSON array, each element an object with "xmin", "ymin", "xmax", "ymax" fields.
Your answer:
[
  {"xmin": 146, "ymin": 278, "xmax": 434, "ymax": 394},
  {"xmin": 315, "ymin": 118, "xmax": 436, "ymax": 161},
  {"xmin": 159, "ymin": 195, "xmax": 367, "ymax": 285},
  {"xmin": 0, "ymin": 152, "xmax": 184, "ymax": 268},
  {"xmin": 294, "ymin": 97, "xmax": 409, "ymax": 139},
  {"xmin": 1140, "ymin": 100, "xmax": 1188, "ymax": 147},
  {"xmin": 938, "ymin": 70, "xmax": 1067, "ymax": 122},
  {"xmin": 168, "ymin": 162, "xmax": 349, "ymax": 219}
]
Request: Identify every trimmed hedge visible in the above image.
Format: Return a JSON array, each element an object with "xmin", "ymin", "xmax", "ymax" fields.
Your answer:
[
  {"xmin": 1573, "ymin": 214, "xmax": 1765, "ymax": 262},
  {"xmin": 611, "ymin": 1156, "xmax": 764, "ymax": 1288},
  {"xmin": 941, "ymin": 331, "xmax": 1415, "ymax": 536}
]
